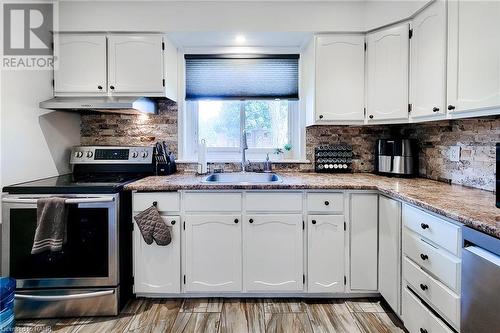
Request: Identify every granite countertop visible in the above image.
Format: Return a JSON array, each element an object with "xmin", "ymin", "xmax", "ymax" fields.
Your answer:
[{"xmin": 125, "ymin": 172, "xmax": 499, "ymax": 239}]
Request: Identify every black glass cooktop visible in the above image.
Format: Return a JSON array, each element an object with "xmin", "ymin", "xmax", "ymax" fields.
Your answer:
[{"xmin": 2, "ymin": 173, "xmax": 144, "ymax": 194}]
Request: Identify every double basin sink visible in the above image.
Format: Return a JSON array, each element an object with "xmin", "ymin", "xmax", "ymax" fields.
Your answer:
[{"xmin": 202, "ymin": 172, "xmax": 282, "ymax": 184}]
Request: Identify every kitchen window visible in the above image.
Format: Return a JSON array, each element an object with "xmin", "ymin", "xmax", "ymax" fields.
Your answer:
[
  {"xmin": 182, "ymin": 54, "xmax": 302, "ymax": 161},
  {"xmin": 185, "ymin": 99, "xmax": 299, "ymax": 161}
]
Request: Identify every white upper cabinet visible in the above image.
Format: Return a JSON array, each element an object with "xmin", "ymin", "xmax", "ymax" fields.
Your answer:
[
  {"xmin": 308, "ymin": 215, "xmax": 345, "ymax": 293},
  {"xmin": 315, "ymin": 35, "xmax": 365, "ymax": 122},
  {"xmin": 133, "ymin": 216, "xmax": 180, "ymax": 294},
  {"xmin": 108, "ymin": 35, "xmax": 165, "ymax": 94},
  {"xmin": 53, "ymin": 34, "xmax": 177, "ymax": 99},
  {"xmin": 366, "ymin": 23, "xmax": 410, "ymax": 122},
  {"xmin": 244, "ymin": 214, "xmax": 303, "ymax": 292},
  {"xmin": 447, "ymin": 0, "xmax": 500, "ymax": 113},
  {"xmin": 184, "ymin": 214, "xmax": 242, "ymax": 292},
  {"xmin": 54, "ymin": 35, "xmax": 107, "ymax": 94},
  {"xmin": 409, "ymin": 1, "xmax": 447, "ymax": 118}
]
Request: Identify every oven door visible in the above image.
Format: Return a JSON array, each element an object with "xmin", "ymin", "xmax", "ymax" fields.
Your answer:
[{"xmin": 1, "ymin": 194, "xmax": 118, "ymax": 288}]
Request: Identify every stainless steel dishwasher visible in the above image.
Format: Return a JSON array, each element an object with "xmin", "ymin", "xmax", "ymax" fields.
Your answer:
[{"xmin": 461, "ymin": 226, "xmax": 500, "ymax": 333}]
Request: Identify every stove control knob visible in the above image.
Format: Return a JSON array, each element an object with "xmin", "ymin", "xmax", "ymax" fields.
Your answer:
[
  {"xmin": 132, "ymin": 151, "xmax": 139, "ymax": 158},
  {"xmin": 86, "ymin": 151, "xmax": 94, "ymax": 158},
  {"xmin": 75, "ymin": 151, "xmax": 83, "ymax": 158},
  {"xmin": 141, "ymin": 151, "xmax": 149, "ymax": 158}
]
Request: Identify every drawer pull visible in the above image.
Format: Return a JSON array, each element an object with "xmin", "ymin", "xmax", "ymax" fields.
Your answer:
[
  {"xmin": 420, "ymin": 329, "xmax": 428, "ymax": 333},
  {"xmin": 419, "ymin": 283, "xmax": 428, "ymax": 291},
  {"xmin": 420, "ymin": 253, "xmax": 429, "ymax": 261},
  {"xmin": 152, "ymin": 201, "xmax": 158, "ymax": 207},
  {"xmin": 312, "ymin": 220, "xmax": 317, "ymax": 225},
  {"xmin": 249, "ymin": 219, "xmax": 254, "ymax": 224},
  {"xmin": 420, "ymin": 223, "xmax": 429, "ymax": 230},
  {"xmin": 324, "ymin": 201, "xmax": 330, "ymax": 206},
  {"xmin": 171, "ymin": 220, "xmax": 176, "ymax": 225},
  {"xmin": 234, "ymin": 219, "xmax": 239, "ymax": 224}
]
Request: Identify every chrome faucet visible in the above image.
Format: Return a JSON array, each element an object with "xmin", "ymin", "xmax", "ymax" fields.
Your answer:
[{"xmin": 241, "ymin": 130, "xmax": 249, "ymax": 172}]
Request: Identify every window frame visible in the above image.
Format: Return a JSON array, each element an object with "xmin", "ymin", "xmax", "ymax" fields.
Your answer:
[{"xmin": 184, "ymin": 99, "xmax": 300, "ymax": 162}]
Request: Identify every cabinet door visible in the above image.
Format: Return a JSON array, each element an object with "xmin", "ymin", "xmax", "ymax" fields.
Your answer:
[
  {"xmin": 378, "ymin": 196, "xmax": 402, "ymax": 314},
  {"xmin": 133, "ymin": 216, "xmax": 180, "ymax": 294},
  {"xmin": 108, "ymin": 35, "xmax": 164, "ymax": 94},
  {"xmin": 244, "ymin": 214, "xmax": 303, "ymax": 292},
  {"xmin": 54, "ymin": 35, "xmax": 107, "ymax": 94},
  {"xmin": 367, "ymin": 23, "xmax": 409, "ymax": 121},
  {"xmin": 447, "ymin": 1, "xmax": 500, "ymax": 112},
  {"xmin": 184, "ymin": 215, "xmax": 242, "ymax": 292},
  {"xmin": 308, "ymin": 215, "xmax": 345, "ymax": 293},
  {"xmin": 315, "ymin": 35, "xmax": 365, "ymax": 121},
  {"xmin": 410, "ymin": 0, "xmax": 447, "ymax": 118},
  {"xmin": 350, "ymin": 193, "xmax": 378, "ymax": 291}
]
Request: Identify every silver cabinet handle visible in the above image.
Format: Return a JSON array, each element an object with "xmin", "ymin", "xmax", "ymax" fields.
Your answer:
[
  {"xmin": 2, "ymin": 197, "xmax": 114, "ymax": 204},
  {"xmin": 15, "ymin": 289, "xmax": 114, "ymax": 301}
]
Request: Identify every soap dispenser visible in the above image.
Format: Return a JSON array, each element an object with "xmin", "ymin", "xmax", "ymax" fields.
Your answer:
[{"xmin": 263, "ymin": 153, "xmax": 272, "ymax": 173}]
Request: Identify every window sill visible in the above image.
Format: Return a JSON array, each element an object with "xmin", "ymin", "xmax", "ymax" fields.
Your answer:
[{"xmin": 176, "ymin": 159, "xmax": 311, "ymax": 164}]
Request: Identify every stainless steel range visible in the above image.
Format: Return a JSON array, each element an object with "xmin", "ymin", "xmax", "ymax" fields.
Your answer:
[{"xmin": 2, "ymin": 146, "xmax": 155, "ymax": 319}]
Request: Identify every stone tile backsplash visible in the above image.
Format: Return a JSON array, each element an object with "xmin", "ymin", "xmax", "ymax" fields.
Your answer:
[
  {"xmin": 398, "ymin": 117, "xmax": 499, "ymax": 192},
  {"xmin": 80, "ymin": 100, "xmax": 499, "ymax": 192},
  {"xmin": 81, "ymin": 99, "xmax": 178, "ymax": 153}
]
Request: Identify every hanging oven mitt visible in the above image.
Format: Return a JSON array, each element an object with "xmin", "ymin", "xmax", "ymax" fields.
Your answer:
[
  {"xmin": 152, "ymin": 218, "xmax": 172, "ymax": 246},
  {"xmin": 133, "ymin": 205, "xmax": 161, "ymax": 245}
]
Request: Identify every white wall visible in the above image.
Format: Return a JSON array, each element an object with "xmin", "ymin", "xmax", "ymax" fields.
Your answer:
[
  {"xmin": 0, "ymin": 70, "xmax": 81, "ymax": 186},
  {"xmin": 58, "ymin": 0, "xmax": 430, "ymax": 33},
  {"xmin": 363, "ymin": 0, "xmax": 432, "ymax": 31},
  {"xmin": 59, "ymin": 0, "xmax": 367, "ymax": 32}
]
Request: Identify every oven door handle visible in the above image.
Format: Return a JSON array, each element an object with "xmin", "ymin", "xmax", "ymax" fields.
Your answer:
[
  {"xmin": 2, "ymin": 197, "xmax": 115, "ymax": 204},
  {"xmin": 15, "ymin": 289, "xmax": 115, "ymax": 301}
]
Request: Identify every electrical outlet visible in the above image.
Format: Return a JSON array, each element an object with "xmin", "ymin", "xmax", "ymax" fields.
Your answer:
[{"xmin": 449, "ymin": 146, "xmax": 461, "ymax": 162}]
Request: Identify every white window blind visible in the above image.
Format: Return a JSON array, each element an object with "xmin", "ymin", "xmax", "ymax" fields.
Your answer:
[{"xmin": 185, "ymin": 54, "xmax": 299, "ymax": 100}]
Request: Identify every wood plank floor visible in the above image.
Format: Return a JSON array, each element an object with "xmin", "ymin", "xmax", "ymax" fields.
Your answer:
[{"xmin": 15, "ymin": 298, "xmax": 406, "ymax": 333}]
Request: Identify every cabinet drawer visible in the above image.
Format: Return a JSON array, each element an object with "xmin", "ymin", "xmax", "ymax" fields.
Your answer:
[
  {"xmin": 133, "ymin": 192, "xmax": 180, "ymax": 212},
  {"xmin": 402, "ymin": 287, "xmax": 454, "ymax": 333},
  {"xmin": 184, "ymin": 192, "xmax": 242, "ymax": 212},
  {"xmin": 403, "ymin": 230, "xmax": 461, "ymax": 292},
  {"xmin": 307, "ymin": 193, "xmax": 344, "ymax": 212},
  {"xmin": 403, "ymin": 257, "xmax": 460, "ymax": 329},
  {"xmin": 246, "ymin": 192, "xmax": 302, "ymax": 212},
  {"xmin": 403, "ymin": 204, "xmax": 460, "ymax": 255}
]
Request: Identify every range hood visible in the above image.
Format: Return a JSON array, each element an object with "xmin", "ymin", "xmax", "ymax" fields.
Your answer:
[{"xmin": 39, "ymin": 96, "xmax": 157, "ymax": 115}]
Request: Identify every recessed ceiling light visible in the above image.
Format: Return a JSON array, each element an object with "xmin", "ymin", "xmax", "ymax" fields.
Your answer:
[{"xmin": 235, "ymin": 35, "xmax": 246, "ymax": 44}]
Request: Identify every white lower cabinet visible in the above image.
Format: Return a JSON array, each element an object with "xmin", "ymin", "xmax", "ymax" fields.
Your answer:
[
  {"xmin": 350, "ymin": 193, "xmax": 378, "ymax": 291},
  {"xmin": 133, "ymin": 216, "xmax": 181, "ymax": 294},
  {"xmin": 378, "ymin": 196, "xmax": 402, "ymax": 314},
  {"xmin": 244, "ymin": 214, "xmax": 303, "ymax": 292},
  {"xmin": 403, "ymin": 257, "xmax": 460, "ymax": 328},
  {"xmin": 308, "ymin": 215, "xmax": 345, "ymax": 293},
  {"xmin": 403, "ymin": 287, "xmax": 454, "ymax": 333},
  {"xmin": 131, "ymin": 189, "xmax": 462, "ymax": 333},
  {"xmin": 184, "ymin": 214, "xmax": 242, "ymax": 292},
  {"xmin": 401, "ymin": 203, "xmax": 462, "ymax": 331}
]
